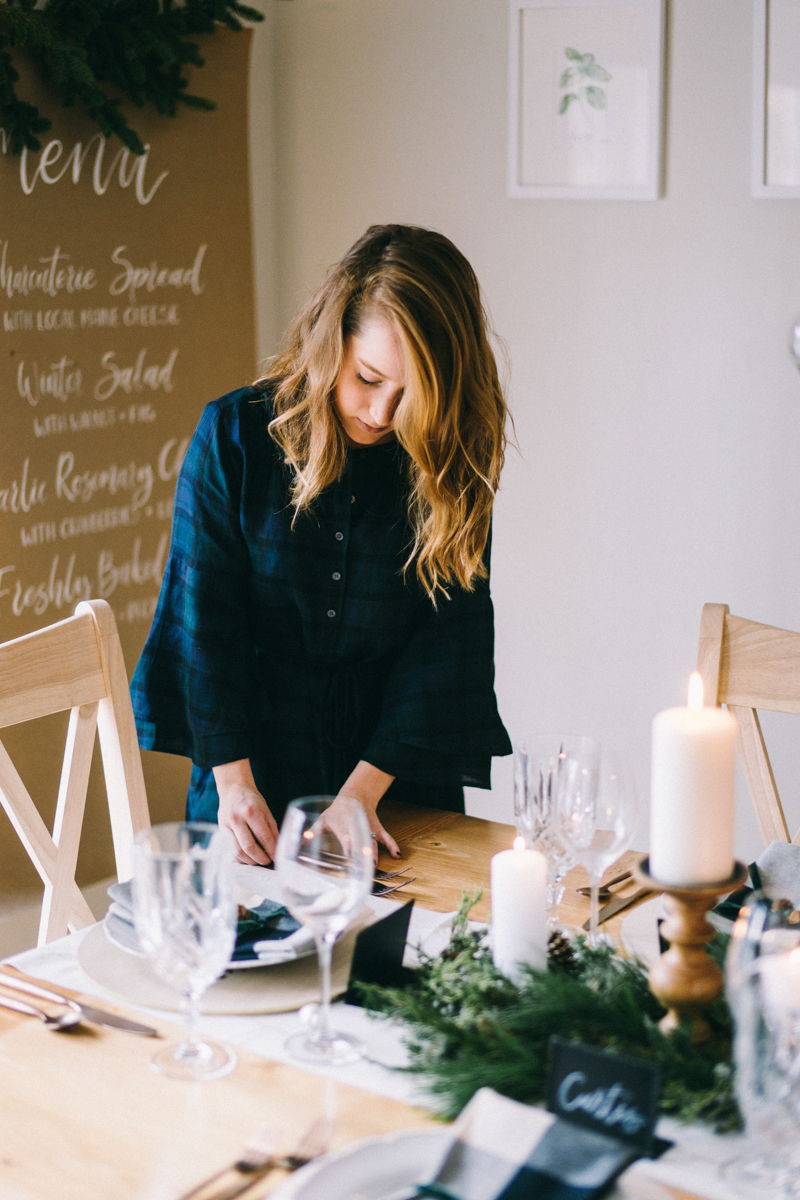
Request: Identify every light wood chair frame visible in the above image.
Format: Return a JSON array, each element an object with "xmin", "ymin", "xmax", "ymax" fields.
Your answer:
[
  {"xmin": 0, "ymin": 599, "xmax": 150, "ymax": 945},
  {"xmin": 697, "ymin": 602, "xmax": 800, "ymax": 847}
]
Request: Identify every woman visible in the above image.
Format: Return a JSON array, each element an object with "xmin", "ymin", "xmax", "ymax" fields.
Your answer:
[{"xmin": 131, "ymin": 224, "xmax": 511, "ymax": 865}]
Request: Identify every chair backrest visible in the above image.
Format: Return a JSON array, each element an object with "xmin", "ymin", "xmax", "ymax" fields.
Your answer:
[
  {"xmin": 0, "ymin": 598, "xmax": 150, "ymax": 945},
  {"xmin": 697, "ymin": 602, "xmax": 800, "ymax": 847}
]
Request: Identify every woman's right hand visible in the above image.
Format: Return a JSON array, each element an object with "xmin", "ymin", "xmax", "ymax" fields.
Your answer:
[{"xmin": 212, "ymin": 759, "xmax": 279, "ymax": 866}]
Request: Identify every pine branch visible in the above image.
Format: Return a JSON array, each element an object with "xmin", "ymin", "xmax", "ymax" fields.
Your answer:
[{"xmin": 0, "ymin": 0, "xmax": 264, "ymax": 154}]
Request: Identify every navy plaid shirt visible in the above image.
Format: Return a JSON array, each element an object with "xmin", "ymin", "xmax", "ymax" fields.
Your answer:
[{"xmin": 131, "ymin": 387, "xmax": 511, "ymax": 824}]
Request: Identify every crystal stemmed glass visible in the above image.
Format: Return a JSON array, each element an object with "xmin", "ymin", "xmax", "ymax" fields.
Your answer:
[
  {"xmin": 132, "ymin": 821, "xmax": 238, "ymax": 1081},
  {"xmin": 723, "ymin": 896, "xmax": 800, "ymax": 1197},
  {"xmin": 515, "ymin": 737, "xmax": 599, "ymax": 929},
  {"xmin": 276, "ymin": 795, "xmax": 374, "ymax": 1065},
  {"xmin": 555, "ymin": 746, "xmax": 637, "ymax": 947}
]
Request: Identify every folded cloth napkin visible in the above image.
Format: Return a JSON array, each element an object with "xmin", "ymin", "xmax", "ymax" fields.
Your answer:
[
  {"xmin": 753, "ymin": 840, "xmax": 800, "ymax": 907},
  {"xmin": 715, "ymin": 840, "xmax": 800, "ymax": 922},
  {"xmin": 106, "ymin": 882, "xmax": 305, "ymax": 962},
  {"xmin": 417, "ymin": 1089, "xmax": 642, "ymax": 1200}
]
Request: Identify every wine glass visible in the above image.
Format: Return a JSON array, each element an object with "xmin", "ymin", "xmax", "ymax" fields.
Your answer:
[
  {"xmin": 724, "ymin": 895, "xmax": 800, "ymax": 1197},
  {"xmin": 514, "ymin": 737, "xmax": 599, "ymax": 929},
  {"xmin": 275, "ymin": 795, "xmax": 374, "ymax": 1065},
  {"xmin": 555, "ymin": 746, "xmax": 637, "ymax": 947},
  {"xmin": 132, "ymin": 821, "xmax": 238, "ymax": 1080}
]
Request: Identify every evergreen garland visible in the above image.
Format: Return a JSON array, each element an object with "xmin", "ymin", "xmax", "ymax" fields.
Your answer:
[
  {"xmin": 358, "ymin": 893, "xmax": 741, "ymax": 1134},
  {"xmin": 0, "ymin": 0, "xmax": 264, "ymax": 156}
]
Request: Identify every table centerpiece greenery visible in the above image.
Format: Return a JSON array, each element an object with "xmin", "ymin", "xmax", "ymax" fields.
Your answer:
[{"xmin": 358, "ymin": 892, "xmax": 740, "ymax": 1134}]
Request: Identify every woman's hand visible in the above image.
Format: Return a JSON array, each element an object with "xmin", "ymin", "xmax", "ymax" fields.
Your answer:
[
  {"xmin": 213, "ymin": 759, "xmax": 279, "ymax": 866},
  {"xmin": 336, "ymin": 760, "xmax": 400, "ymax": 863}
]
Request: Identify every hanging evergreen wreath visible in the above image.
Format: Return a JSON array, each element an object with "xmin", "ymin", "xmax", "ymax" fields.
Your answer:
[
  {"xmin": 358, "ymin": 893, "xmax": 741, "ymax": 1134},
  {"xmin": 0, "ymin": 0, "xmax": 264, "ymax": 156}
]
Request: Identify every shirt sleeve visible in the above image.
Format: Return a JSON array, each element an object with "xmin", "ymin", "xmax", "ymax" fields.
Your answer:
[
  {"xmin": 361, "ymin": 555, "xmax": 511, "ymax": 790},
  {"xmin": 130, "ymin": 395, "xmax": 262, "ymax": 769}
]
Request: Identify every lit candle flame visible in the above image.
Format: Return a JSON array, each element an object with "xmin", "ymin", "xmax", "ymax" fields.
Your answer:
[
  {"xmin": 513, "ymin": 836, "xmax": 526, "ymax": 851},
  {"xmin": 688, "ymin": 672, "xmax": 704, "ymax": 710}
]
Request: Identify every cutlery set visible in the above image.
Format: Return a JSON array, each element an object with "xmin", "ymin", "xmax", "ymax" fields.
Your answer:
[
  {"xmin": 579, "ymin": 872, "xmax": 655, "ymax": 930},
  {"xmin": 0, "ymin": 968, "xmax": 157, "ymax": 1035},
  {"xmin": 297, "ymin": 850, "xmax": 417, "ymax": 897},
  {"xmin": 179, "ymin": 1116, "xmax": 334, "ymax": 1200}
]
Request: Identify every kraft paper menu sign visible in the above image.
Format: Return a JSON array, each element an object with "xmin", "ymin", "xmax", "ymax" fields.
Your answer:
[{"xmin": 0, "ymin": 30, "xmax": 257, "ymax": 892}]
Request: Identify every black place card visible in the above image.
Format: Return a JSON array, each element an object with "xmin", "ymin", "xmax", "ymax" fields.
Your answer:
[
  {"xmin": 344, "ymin": 899, "xmax": 416, "ymax": 1004},
  {"xmin": 547, "ymin": 1038, "xmax": 661, "ymax": 1153}
]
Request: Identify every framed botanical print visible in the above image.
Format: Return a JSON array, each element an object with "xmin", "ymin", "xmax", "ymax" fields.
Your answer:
[
  {"xmin": 508, "ymin": 0, "xmax": 666, "ymax": 200},
  {"xmin": 752, "ymin": 0, "xmax": 800, "ymax": 197}
]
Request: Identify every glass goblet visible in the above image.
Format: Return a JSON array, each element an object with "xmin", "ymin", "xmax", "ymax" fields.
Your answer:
[
  {"xmin": 515, "ymin": 737, "xmax": 599, "ymax": 929},
  {"xmin": 724, "ymin": 896, "xmax": 800, "ymax": 1197},
  {"xmin": 132, "ymin": 821, "xmax": 238, "ymax": 1081},
  {"xmin": 555, "ymin": 746, "xmax": 637, "ymax": 948},
  {"xmin": 276, "ymin": 794, "xmax": 373, "ymax": 1065}
]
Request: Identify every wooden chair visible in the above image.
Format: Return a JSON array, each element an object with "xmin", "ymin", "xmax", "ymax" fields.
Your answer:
[
  {"xmin": 697, "ymin": 602, "xmax": 800, "ymax": 846},
  {"xmin": 0, "ymin": 599, "xmax": 150, "ymax": 945}
]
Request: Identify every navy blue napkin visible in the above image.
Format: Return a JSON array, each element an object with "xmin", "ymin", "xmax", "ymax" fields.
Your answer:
[{"xmin": 232, "ymin": 899, "xmax": 301, "ymax": 961}]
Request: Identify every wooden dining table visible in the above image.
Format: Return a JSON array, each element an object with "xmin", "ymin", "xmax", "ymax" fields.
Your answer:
[{"xmin": 0, "ymin": 803, "xmax": 710, "ymax": 1200}]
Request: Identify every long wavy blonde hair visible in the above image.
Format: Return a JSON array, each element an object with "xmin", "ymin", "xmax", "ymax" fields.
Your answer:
[{"xmin": 255, "ymin": 225, "xmax": 508, "ymax": 599}]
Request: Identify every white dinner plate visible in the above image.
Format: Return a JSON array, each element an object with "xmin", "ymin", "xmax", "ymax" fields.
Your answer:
[
  {"xmin": 271, "ymin": 1128, "xmax": 452, "ymax": 1200},
  {"xmin": 102, "ymin": 909, "xmax": 315, "ymax": 971}
]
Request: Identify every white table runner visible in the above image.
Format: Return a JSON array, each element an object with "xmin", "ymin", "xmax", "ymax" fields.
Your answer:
[{"xmin": 4, "ymin": 891, "xmax": 749, "ymax": 1200}]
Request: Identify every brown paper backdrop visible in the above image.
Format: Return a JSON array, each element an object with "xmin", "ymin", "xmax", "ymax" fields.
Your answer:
[{"xmin": 0, "ymin": 30, "xmax": 257, "ymax": 898}]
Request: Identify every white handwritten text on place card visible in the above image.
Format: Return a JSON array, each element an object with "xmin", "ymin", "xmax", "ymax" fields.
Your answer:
[{"xmin": 556, "ymin": 1071, "xmax": 647, "ymax": 1136}]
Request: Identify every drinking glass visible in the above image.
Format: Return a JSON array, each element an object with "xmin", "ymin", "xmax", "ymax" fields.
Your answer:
[
  {"xmin": 132, "ymin": 821, "xmax": 238, "ymax": 1080},
  {"xmin": 724, "ymin": 895, "xmax": 800, "ymax": 1197},
  {"xmin": 555, "ymin": 746, "xmax": 637, "ymax": 947},
  {"xmin": 275, "ymin": 795, "xmax": 374, "ymax": 1065},
  {"xmin": 514, "ymin": 737, "xmax": 600, "ymax": 929}
]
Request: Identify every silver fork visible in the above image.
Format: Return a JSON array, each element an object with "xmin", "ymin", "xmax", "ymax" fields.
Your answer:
[
  {"xmin": 298, "ymin": 851, "xmax": 411, "ymax": 882},
  {"xmin": 372, "ymin": 877, "xmax": 416, "ymax": 898},
  {"xmin": 178, "ymin": 1116, "xmax": 334, "ymax": 1200}
]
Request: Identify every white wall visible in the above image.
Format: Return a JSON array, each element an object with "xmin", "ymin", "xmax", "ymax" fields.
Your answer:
[{"xmin": 257, "ymin": 0, "xmax": 800, "ymax": 862}]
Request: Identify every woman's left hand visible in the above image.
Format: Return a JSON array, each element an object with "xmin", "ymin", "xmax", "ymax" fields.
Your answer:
[{"xmin": 334, "ymin": 760, "xmax": 401, "ymax": 863}]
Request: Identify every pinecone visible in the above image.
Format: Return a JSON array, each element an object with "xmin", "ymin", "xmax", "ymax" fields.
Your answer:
[{"xmin": 548, "ymin": 930, "xmax": 578, "ymax": 974}]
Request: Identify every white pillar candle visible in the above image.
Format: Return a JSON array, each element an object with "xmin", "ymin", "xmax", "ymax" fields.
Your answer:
[
  {"xmin": 650, "ymin": 673, "xmax": 737, "ymax": 887},
  {"xmin": 491, "ymin": 838, "xmax": 548, "ymax": 983}
]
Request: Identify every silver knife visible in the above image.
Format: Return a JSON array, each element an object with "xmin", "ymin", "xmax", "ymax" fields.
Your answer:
[
  {"xmin": 581, "ymin": 887, "xmax": 655, "ymax": 931},
  {"xmin": 0, "ymin": 970, "xmax": 158, "ymax": 1036}
]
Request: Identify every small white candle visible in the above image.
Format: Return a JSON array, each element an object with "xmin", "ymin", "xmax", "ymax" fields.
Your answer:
[
  {"xmin": 491, "ymin": 838, "xmax": 548, "ymax": 983},
  {"xmin": 650, "ymin": 672, "xmax": 737, "ymax": 887}
]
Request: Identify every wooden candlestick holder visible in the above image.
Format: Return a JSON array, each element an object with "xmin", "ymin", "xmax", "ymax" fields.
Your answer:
[{"xmin": 633, "ymin": 856, "xmax": 748, "ymax": 1044}]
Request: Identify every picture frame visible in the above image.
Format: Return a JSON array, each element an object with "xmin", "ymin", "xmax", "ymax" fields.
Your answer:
[
  {"xmin": 507, "ymin": 0, "xmax": 666, "ymax": 200},
  {"xmin": 752, "ymin": 0, "xmax": 800, "ymax": 197}
]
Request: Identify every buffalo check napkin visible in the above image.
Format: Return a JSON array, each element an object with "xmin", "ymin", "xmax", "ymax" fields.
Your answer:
[{"xmin": 416, "ymin": 1088, "xmax": 642, "ymax": 1200}]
